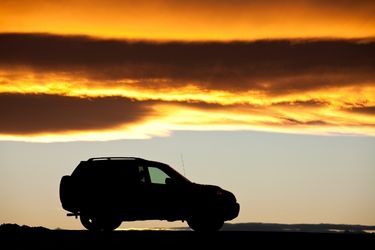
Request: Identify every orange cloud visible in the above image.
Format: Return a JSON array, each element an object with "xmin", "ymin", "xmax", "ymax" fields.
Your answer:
[
  {"xmin": 1, "ymin": 92, "xmax": 375, "ymax": 142},
  {"xmin": 0, "ymin": 0, "xmax": 374, "ymax": 40}
]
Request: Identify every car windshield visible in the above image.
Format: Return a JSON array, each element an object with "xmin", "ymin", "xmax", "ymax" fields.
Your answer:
[{"xmin": 157, "ymin": 163, "xmax": 191, "ymax": 184}]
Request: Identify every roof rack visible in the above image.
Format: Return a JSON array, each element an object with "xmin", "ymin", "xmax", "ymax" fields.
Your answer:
[{"xmin": 87, "ymin": 157, "xmax": 145, "ymax": 161}]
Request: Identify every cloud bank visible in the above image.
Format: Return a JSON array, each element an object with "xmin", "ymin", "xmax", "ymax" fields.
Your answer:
[
  {"xmin": 0, "ymin": 33, "xmax": 374, "ymax": 94},
  {"xmin": 0, "ymin": 33, "xmax": 374, "ymax": 140}
]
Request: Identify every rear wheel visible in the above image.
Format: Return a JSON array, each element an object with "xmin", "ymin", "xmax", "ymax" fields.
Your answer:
[
  {"xmin": 80, "ymin": 214, "xmax": 121, "ymax": 231},
  {"xmin": 80, "ymin": 214, "xmax": 100, "ymax": 231}
]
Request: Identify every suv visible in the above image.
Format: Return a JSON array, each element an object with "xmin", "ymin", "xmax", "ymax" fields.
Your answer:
[{"xmin": 59, "ymin": 157, "xmax": 240, "ymax": 231}]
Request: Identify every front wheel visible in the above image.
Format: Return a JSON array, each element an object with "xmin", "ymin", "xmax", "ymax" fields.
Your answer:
[
  {"xmin": 187, "ymin": 216, "xmax": 224, "ymax": 232},
  {"xmin": 80, "ymin": 214, "xmax": 121, "ymax": 231}
]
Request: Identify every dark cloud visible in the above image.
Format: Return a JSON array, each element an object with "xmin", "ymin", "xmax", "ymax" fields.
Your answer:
[
  {"xmin": 0, "ymin": 33, "xmax": 374, "ymax": 93},
  {"xmin": 281, "ymin": 117, "xmax": 329, "ymax": 126},
  {"xmin": 349, "ymin": 106, "xmax": 375, "ymax": 115},
  {"xmin": 0, "ymin": 93, "xmax": 154, "ymax": 134},
  {"xmin": 272, "ymin": 100, "xmax": 328, "ymax": 107}
]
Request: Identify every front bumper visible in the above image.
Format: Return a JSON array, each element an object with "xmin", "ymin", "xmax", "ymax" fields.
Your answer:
[{"xmin": 223, "ymin": 202, "xmax": 240, "ymax": 221}]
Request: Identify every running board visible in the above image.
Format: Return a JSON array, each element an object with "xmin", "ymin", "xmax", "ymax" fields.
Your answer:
[{"xmin": 67, "ymin": 212, "xmax": 80, "ymax": 219}]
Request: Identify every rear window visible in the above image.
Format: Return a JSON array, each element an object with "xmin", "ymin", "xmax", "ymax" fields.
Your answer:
[{"xmin": 72, "ymin": 160, "xmax": 140, "ymax": 184}]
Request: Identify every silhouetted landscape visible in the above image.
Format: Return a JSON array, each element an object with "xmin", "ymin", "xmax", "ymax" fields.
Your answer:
[
  {"xmin": 1, "ymin": 223, "xmax": 374, "ymax": 249},
  {"xmin": 3, "ymin": 222, "xmax": 375, "ymax": 233}
]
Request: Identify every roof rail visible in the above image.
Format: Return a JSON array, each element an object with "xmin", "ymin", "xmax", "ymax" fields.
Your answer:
[{"xmin": 87, "ymin": 157, "xmax": 145, "ymax": 161}]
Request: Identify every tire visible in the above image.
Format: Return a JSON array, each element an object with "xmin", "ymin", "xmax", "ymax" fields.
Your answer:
[
  {"xmin": 187, "ymin": 215, "xmax": 224, "ymax": 232},
  {"xmin": 80, "ymin": 214, "xmax": 121, "ymax": 231},
  {"xmin": 101, "ymin": 218, "xmax": 122, "ymax": 231},
  {"xmin": 80, "ymin": 214, "xmax": 101, "ymax": 231}
]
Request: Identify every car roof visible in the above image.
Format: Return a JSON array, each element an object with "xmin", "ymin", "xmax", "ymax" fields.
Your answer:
[
  {"xmin": 72, "ymin": 157, "xmax": 190, "ymax": 182},
  {"xmin": 85, "ymin": 157, "xmax": 167, "ymax": 167},
  {"xmin": 87, "ymin": 157, "xmax": 145, "ymax": 162},
  {"xmin": 72, "ymin": 157, "xmax": 151, "ymax": 176}
]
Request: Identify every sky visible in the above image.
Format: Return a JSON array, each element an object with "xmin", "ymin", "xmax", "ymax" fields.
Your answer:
[{"xmin": 0, "ymin": 0, "xmax": 374, "ymax": 229}]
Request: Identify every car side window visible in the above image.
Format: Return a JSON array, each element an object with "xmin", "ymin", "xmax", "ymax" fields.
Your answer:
[
  {"xmin": 138, "ymin": 166, "xmax": 146, "ymax": 183},
  {"xmin": 148, "ymin": 166, "xmax": 170, "ymax": 185}
]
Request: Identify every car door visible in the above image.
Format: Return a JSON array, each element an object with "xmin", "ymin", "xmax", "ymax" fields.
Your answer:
[
  {"xmin": 114, "ymin": 163, "xmax": 161, "ymax": 220},
  {"xmin": 142, "ymin": 164, "xmax": 183, "ymax": 219}
]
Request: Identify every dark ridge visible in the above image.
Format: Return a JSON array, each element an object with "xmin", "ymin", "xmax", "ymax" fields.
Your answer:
[
  {"xmin": 0, "ymin": 223, "xmax": 50, "ymax": 232},
  {"xmin": 221, "ymin": 223, "xmax": 375, "ymax": 233}
]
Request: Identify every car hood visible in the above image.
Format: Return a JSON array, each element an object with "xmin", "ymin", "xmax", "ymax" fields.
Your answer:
[
  {"xmin": 194, "ymin": 183, "xmax": 220, "ymax": 190},
  {"xmin": 192, "ymin": 183, "xmax": 237, "ymax": 202}
]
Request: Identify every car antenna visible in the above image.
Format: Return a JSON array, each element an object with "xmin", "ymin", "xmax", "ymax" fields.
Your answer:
[{"xmin": 180, "ymin": 153, "xmax": 186, "ymax": 177}]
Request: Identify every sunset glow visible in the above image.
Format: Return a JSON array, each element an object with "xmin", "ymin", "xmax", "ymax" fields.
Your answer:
[
  {"xmin": 1, "ymin": 0, "xmax": 375, "ymax": 231},
  {"xmin": 1, "ymin": 0, "xmax": 374, "ymax": 40},
  {"xmin": 1, "ymin": 0, "xmax": 374, "ymax": 141}
]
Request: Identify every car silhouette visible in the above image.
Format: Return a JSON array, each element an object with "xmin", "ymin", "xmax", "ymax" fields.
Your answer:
[{"xmin": 59, "ymin": 157, "xmax": 240, "ymax": 231}]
